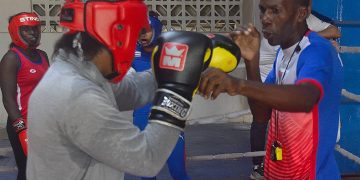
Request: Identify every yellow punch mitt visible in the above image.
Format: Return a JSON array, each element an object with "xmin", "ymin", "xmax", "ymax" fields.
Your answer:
[{"xmin": 207, "ymin": 34, "xmax": 241, "ymax": 72}]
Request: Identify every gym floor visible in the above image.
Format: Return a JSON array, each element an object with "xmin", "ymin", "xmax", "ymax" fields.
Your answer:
[{"xmin": 0, "ymin": 123, "xmax": 254, "ymax": 180}]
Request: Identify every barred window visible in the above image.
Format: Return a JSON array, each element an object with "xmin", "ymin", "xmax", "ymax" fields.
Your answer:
[
  {"xmin": 31, "ymin": 0, "xmax": 243, "ymax": 33},
  {"xmin": 32, "ymin": 0, "xmax": 64, "ymax": 33},
  {"xmin": 146, "ymin": 0, "xmax": 243, "ymax": 33}
]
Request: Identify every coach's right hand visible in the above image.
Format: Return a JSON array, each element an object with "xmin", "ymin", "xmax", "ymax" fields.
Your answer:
[
  {"xmin": 149, "ymin": 31, "xmax": 212, "ymax": 131},
  {"xmin": 230, "ymin": 23, "xmax": 260, "ymax": 62}
]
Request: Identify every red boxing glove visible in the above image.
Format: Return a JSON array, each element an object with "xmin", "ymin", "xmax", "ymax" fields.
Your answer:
[{"xmin": 12, "ymin": 118, "xmax": 28, "ymax": 156}]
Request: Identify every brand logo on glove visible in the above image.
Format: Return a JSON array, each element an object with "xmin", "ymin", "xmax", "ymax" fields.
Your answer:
[
  {"xmin": 12, "ymin": 118, "xmax": 26, "ymax": 133},
  {"xmin": 160, "ymin": 42, "xmax": 188, "ymax": 71},
  {"xmin": 160, "ymin": 95, "xmax": 189, "ymax": 119}
]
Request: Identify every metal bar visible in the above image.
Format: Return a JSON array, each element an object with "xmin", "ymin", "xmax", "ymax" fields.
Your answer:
[
  {"xmin": 342, "ymin": 89, "xmax": 360, "ymax": 103},
  {"xmin": 334, "ymin": 20, "xmax": 360, "ymax": 26},
  {"xmin": 0, "ymin": 147, "xmax": 12, "ymax": 156},
  {"xmin": 188, "ymin": 144, "xmax": 360, "ymax": 163},
  {"xmin": 335, "ymin": 145, "xmax": 360, "ymax": 165},
  {"xmin": 187, "ymin": 151, "xmax": 266, "ymax": 161},
  {"xmin": 0, "ymin": 166, "xmax": 17, "ymax": 173},
  {"xmin": 339, "ymin": 46, "xmax": 360, "ymax": 53}
]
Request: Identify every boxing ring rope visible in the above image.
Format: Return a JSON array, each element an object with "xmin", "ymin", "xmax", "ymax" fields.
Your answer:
[
  {"xmin": 187, "ymin": 146, "xmax": 360, "ymax": 167},
  {"xmin": 335, "ymin": 145, "xmax": 360, "ymax": 165},
  {"xmin": 188, "ymin": 151, "xmax": 266, "ymax": 161},
  {"xmin": 0, "ymin": 147, "xmax": 17, "ymax": 172},
  {"xmin": 342, "ymin": 89, "xmax": 360, "ymax": 103},
  {"xmin": 339, "ymin": 46, "xmax": 360, "ymax": 54},
  {"xmin": 335, "ymin": 20, "xmax": 360, "ymax": 26}
]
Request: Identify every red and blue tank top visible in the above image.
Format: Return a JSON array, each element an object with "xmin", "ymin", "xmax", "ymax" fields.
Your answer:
[{"xmin": 12, "ymin": 47, "xmax": 48, "ymax": 123}]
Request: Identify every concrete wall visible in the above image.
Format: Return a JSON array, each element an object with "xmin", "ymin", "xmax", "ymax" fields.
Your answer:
[{"xmin": 0, "ymin": 0, "xmax": 32, "ymax": 33}]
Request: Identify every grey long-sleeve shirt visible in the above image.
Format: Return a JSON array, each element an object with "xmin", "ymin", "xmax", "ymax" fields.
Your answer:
[{"xmin": 27, "ymin": 49, "xmax": 180, "ymax": 180}]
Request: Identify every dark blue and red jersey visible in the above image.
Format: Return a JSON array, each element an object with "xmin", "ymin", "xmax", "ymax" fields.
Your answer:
[{"xmin": 264, "ymin": 31, "xmax": 343, "ymax": 179}]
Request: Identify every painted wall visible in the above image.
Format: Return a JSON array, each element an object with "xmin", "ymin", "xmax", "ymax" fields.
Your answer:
[{"xmin": 313, "ymin": 0, "xmax": 360, "ymax": 174}]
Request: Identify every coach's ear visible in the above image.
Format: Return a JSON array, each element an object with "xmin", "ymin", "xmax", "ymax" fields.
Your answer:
[
  {"xmin": 297, "ymin": 6, "xmax": 309, "ymax": 23},
  {"xmin": 308, "ymin": 0, "xmax": 312, "ymax": 14}
]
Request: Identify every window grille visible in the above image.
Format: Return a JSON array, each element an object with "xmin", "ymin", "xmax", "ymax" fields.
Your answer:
[
  {"xmin": 145, "ymin": 0, "xmax": 243, "ymax": 33},
  {"xmin": 31, "ymin": 0, "xmax": 243, "ymax": 33},
  {"xmin": 32, "ymin": 0, "xmax": 64, "ymax": 32}
]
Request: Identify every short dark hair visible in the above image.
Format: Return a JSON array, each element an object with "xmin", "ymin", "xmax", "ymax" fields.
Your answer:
[
  {"xmin": 53, "ymin": 32, "xmax": 107, "ymax": 61},
  {"xmin": 149, "ymin": 10, "xmax": 159, "ymax": 18},
  {"xmin": 295, "ymin": 0, "xmax": 310, "ymax": 7}
]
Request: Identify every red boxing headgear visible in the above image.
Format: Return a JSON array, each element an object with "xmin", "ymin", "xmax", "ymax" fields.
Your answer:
[
  {"xmin": 60, "ymin": 0, "xmax": 149, "ymax": 83},
  {"xmin": 8, "ymin": 12, "xmax": 41, "ymax": 49}
]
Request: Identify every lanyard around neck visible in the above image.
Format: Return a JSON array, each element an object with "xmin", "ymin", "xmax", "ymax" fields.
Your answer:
[
  {"xmin": 274, "ymin": 38, "xmax": 303, "ymax": 140},
  {"xmin": 276, "ymin": 40, "xmax": 302, "ymax": 85}
]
